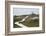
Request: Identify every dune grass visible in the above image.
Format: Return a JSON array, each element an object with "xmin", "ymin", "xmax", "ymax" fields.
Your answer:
[{"xmin": 13, "ymin": 15, "xmax": 39, "ymax": 28}]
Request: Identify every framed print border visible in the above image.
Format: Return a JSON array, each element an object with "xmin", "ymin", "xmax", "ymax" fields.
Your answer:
[{"xmin": 5, "ymin": 1, "xmax": 45, "ymax": 36}]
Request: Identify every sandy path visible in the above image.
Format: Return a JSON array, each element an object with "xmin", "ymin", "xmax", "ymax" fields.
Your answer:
[{"xmin": 15, "ymin": 16, "xmax": 29, "ymax": 28}]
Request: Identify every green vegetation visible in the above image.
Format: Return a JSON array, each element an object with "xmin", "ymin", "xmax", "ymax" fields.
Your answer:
[
  {"xmin": 13, "ymin": 16, "xmax": 22, "ymax": 28},
  {"xmin": 13, "ymin": 24, "xmax": 21, "ymax": 28},
  {"xmin": 19, "ymin": 19, "xmax": 39, "ymax": 27},
  {"xmin": 13, "ymin": 14, "xmax": 39, "ymax": 28},
  {"xmin": 14, "ymin": 16, "xmax": 25, "ymax": 22}
]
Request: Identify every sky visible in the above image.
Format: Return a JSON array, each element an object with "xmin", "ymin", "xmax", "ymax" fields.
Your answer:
[{"xmin": 13, "ymin": 8, "xmax": 39, "ymax": 16}]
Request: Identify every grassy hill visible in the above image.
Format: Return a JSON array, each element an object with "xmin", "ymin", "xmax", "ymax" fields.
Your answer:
[{"xmin": 13, "ymin": 13, "xmax": 39, "ymax": 28}]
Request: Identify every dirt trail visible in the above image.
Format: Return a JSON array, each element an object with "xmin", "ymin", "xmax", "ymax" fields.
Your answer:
[{"xmin": 15, "ymin": 16, "xmax": 29, "ymax": 28}]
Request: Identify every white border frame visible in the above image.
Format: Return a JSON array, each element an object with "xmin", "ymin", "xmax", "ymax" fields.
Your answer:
[{"xmin": 10, "ymin": 5, "xmax": 43, "ymax": 32}]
